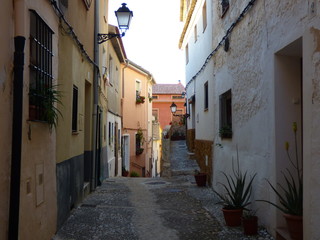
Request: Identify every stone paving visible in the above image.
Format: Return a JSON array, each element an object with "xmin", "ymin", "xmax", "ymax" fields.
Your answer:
[{"xmin": 53, "ymin": 140, "xmax": 275, "ymax": 240}]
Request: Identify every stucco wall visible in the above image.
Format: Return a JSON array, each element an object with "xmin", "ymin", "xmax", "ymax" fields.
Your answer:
[
  {"xmin": 0, "ymin": 1, "xmax": 13, "ymax": 238},
  {"xmin": 183, "ymin": 0, "xmax": 320, "ymax": 238},
  {"xmin": 19, "ymin": 1, "xmax": 59, "ymax": 239}
]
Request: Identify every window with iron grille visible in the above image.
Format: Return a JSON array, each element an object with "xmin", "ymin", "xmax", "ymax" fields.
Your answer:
[
  {"xmin": 29, "ymin": 10, "xmax": 54, "ymax": 122},
  {"xmin": 72, "ymin": 85, "xmax": 78, "ymax": 132}
]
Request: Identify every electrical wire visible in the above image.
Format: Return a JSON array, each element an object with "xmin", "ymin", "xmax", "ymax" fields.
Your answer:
[{"xmin": 186, "ymin": 0, "xmax": 257, "ymax": 89}]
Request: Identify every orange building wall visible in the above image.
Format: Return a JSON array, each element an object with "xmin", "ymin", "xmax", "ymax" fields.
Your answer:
[{"xmin": 152, "ymin": 94, "xmax": 185, "ymax": 129}]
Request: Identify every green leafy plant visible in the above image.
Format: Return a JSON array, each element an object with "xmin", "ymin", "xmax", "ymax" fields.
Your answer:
[
  {"xmin": 219, "ymin": 125, "xmax": 232, "ymax": 138},
  {"xmin": 214, "ymin": 149, "xmax": 256, "ymax": 209},
  {"xmin": 258, "ymin": 122, "xmax": 302, "ymax": 216},
  {"xmin": 136, "ymin": 95, "xmax": 145, "ymax": 104},
  {"xmin": 29, "ymin": 83, "xmax": 63, "ymax": 130},
  {"xmin": 130, "ymin": 171, "xmax": 140, "ymax": 177}
]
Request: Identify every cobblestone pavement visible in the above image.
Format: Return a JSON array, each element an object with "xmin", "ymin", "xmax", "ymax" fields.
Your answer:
[{"xmin": 53, "ymin": 140, "xmax": 274, "ymax": 240}]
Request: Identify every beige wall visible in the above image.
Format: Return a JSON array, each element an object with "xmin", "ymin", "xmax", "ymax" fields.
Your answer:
[
  {"xmin": 122, "ymin": 63, "xmax": 151, "ymax": 176},
  {"xmin": 56, "ymin": 35, "xmax": 93, "ymax": 163},
  {"xmin": 19, "ymin": 0, "xmax": 59, "ymax": 239},
  {"xmin": 0, "ymin": 1, "xmax": 14, "ymax": 239}
]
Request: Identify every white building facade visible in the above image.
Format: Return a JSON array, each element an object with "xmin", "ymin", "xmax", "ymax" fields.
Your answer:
[{"xmin": 180, "ymin": 0, "xmax": 320, "ymax": 239}]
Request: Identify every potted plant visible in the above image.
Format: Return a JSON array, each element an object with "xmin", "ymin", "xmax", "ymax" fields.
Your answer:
[
  {"xmin": 242, "ymin": 209, "xmax": 258, "ymax": 235},
  {"xmin": 219, "ymin": 125, "xmax": 232, "ymax": 139},
  {"xmin": 194, "ymin": 170, "xmax": 207, "ymax": 187},
  {"xmin": 136, "ymin": 95, "xmax": 145, "ymax": 104},
  {"xmin": 214, "ymin": 149, "xmax": 256, "ymax": 226},
  {"xmin": 29, "ymin": 83, "xmax": 63, "ymax": 130},
  {"xmin": 122, "ymin": 167, "xmax": 129, "ymax": 177},
  {"xmin": 130, "ymin": 171, "xmax": 140, "ymax": 177},
  {"xmin": 258, "ymin": 122, "xmax": 302, "ymax": 240},
  {"xmin": 135, "ymin": 147, "xmax": 144, "ymax": 155}
]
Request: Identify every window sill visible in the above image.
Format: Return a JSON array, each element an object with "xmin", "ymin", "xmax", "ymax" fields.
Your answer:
[
  {"xmin": 72, "ymin": 131, "xmax": 79, "ymax": 135},
  {"xmin": 204, "ymin": 108, "xmax": 208, "ymax": 112}
]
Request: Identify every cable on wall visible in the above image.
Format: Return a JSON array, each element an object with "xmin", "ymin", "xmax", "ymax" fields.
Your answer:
[{"xmin": 186, "ymin": 0, "xmax": 257, "ymax": 89}]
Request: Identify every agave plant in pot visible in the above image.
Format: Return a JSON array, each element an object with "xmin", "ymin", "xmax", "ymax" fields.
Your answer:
[
  {"xmin": 258, "ymin": 122, "xmax": 302, "ymax": 240},
  {"xmin": 242, "ymin": 209, "xmax": 258, "ymax": 235},
  {"xmin": 214, "ymin": 150, "xmax": 256, "ymax": 227}
]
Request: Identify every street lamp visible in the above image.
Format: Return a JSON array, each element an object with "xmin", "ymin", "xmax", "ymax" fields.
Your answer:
[
  {"xmin": 170, "ymin": 102, "xmax": 177, "ymax": 114},
  {"xmin": 170, "ymin": 102, "xmax": 189, "ymax": 118},
  {"xmin": 98, "ymin": 3, "xmax": 133, "ymax": 44}
]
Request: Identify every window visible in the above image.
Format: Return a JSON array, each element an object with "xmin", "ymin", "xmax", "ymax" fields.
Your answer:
[
  {"xmin": 108, "ymin": 55, "xmax": 113, "ymax": 85},
  {"xmin": 72, "ymin": 85, "xmax": 78, "ymax": 132},
  {"xmin": 29, "ymin": 10, "xmax": 54, "ymax": 121},
  {"xmin": 185, "ymin": 44, "xmax": 189, "ymax": 64},
  {"xmin": 219, "ymin": 89, "xmax": 232, "ymax": 138},
  {"xmin": 152, "ymin": 95, "xmax": 158, "ymax": 99},
  {"xmin": 172, "ymin": 95, "xmax": 184, "ymax": 99},
  {"xmin": 202, "ymin": 1, "xmax": 207, "ymax": 32},
  {"xmin": 136, "ymin": 80, "xmax": 141, "ymax": 96},
  {"xmin": 194, "ymin": 25, "xmax": 198, "ymax": 42},
  {"xmin": 108, "ymin": 122, "xmax": 111, "ymax": 145},
  {"xmin": 221, "ymin": 0, "xmax": 230, "ymax": 17},
  {"xmin": 204, "ymin": 82, "xmax": 208, "ymax": 110}
]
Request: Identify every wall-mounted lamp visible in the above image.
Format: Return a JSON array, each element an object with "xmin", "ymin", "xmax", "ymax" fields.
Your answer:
[
  {"xmin": 98, "ymin": 3, "xmax": 133, "ymax": 44},
  {"xmin": 170, "ymin": 102, "xmax": 190, "ymax": 118}
]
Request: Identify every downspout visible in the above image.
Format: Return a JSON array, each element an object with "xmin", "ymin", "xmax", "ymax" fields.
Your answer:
[
  {"xmin": 92, "ymin": 0, "xmax": 99, "ymax": 190},
  {"xmin": 9, "ymin": 36, "xmax": 26, "ymax": 240},
  {"xmin": 9, "ymin": 1, "xmax": 26, "ymax": 238}
]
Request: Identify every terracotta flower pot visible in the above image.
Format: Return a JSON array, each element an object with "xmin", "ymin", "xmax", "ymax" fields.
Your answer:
[
  {"xmin": 222, "ymin": 208, "xmax": 243, "ymax": 226},
  {"xmin": 242, "ymin": 216, "xmax": 258, "ymax": 235},
  {"xmin": 194, "ymin": 173, "xmax": 207, "ymax": 187},
  {"xmin": 283, "ymin": 214, "xmax": 303, "ymax": 240}
]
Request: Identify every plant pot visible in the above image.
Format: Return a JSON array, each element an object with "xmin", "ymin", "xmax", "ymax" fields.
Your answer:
[
  {"xmin": 283, "ymin": 214, "xmax": 303, "ymax": 240},
  {"xmin": 222, "ymin": 208, "xmax": 243, "ymax": 226},
  {"xmin": 194, "ymin": 173, "xmax": 207, "ymax": 187},
  {"xmin": 242, "ymin": 216, "xmax": 258, "ymax": 235}
]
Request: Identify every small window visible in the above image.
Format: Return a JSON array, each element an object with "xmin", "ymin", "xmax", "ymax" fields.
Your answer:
[
  {"xmin": 202, "ymin": 1, "xmax": 207, "ymax": 32},
  {"xmin": 108, "ymin": 55, "xmax": 113, "ymax": 85},
  {"xmin": 186, "ymin": 44, "xmax": 189, "ymax": 64},
  {"xmin": 221, "ymin": 0, "xmax": 229, "ymax": 17},
  {"xmin": 104, "ymin": 124, "xmax": 106, "ymax": 141},
  {"xmin": 172, "ymin": 95, "xmax": 184, "ymax": 99},
  {"xmin": 152, "ymin": 95, "xmax": 158, "ymax": 99},
  {"xmin": 72, "ymin": 85, "xmax": 78, "ymax": 132},
  {"xmin": 204, "ymin": 82, "xmax": 208, "ymax": 111},
  {"xmin": 135, "ymin": 80, "xmax": 141, "ymax": 95},
  {"xmin": 194, "ymin": 25, "xmax": 198, "ymax": 42},
  {"xmin": 219, "ymin": 89, "xmax": 232, "ymax": 138},
  {"xmin": 108, "ymin": 122, "xmax": 111, "ymax": 145}
]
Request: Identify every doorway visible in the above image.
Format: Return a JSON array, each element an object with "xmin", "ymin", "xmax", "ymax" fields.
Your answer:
[{"xmin": 274, "ymin": 38, "xmax": 303, "ymax": 229}]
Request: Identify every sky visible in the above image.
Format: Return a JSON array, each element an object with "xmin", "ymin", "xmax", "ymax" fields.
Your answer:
[{"xmin": 108, "ymin": 0, "xmax": 186, "ymax": 85}]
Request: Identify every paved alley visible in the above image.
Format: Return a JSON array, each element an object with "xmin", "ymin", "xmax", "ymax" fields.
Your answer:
[{"xmin": 53, "ymin": 141, "xmax": 274, "ymax": 240}]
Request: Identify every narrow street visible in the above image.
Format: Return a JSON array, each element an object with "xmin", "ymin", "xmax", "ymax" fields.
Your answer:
[{"xmin": 53, "ymin": 141, "xmax": 274, "ymax": 240}]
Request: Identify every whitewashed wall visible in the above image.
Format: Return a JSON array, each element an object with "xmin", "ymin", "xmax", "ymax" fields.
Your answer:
[{"xmin": 183, "ymin": 0, "xmax": 320, "ymax": 238}]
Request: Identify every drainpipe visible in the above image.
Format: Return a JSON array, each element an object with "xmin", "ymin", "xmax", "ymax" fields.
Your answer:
[
  {"xmin": 91, "ymin": 0, "xmax": 100, "ymax": 190},
  {"xmin": 9, "ymin": 36, "xmax": 26, "ymax": 240}
]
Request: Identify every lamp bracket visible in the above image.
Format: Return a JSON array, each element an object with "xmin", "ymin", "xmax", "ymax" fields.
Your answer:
[{"xmin": 98, "ymin": 32, "xmax": 125, "ymax": 44}]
